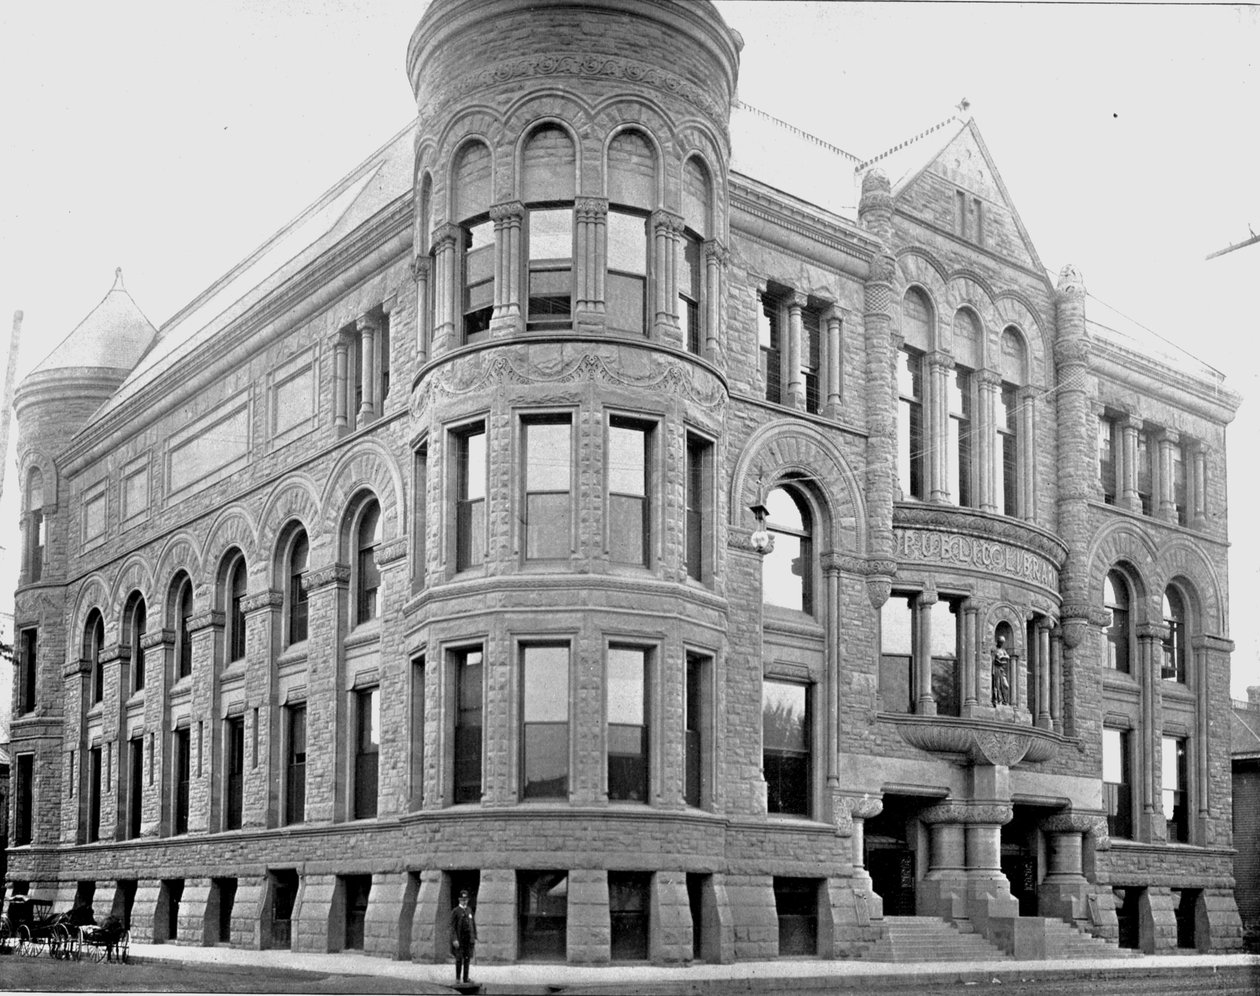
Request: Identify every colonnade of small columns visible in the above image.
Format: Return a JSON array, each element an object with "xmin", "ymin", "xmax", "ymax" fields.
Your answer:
[{"xmin": 1095, "ymin": 403, "xmax": 1209, "ymax": 528}]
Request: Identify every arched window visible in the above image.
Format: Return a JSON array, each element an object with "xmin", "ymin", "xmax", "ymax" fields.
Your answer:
[
  {"xmin": 84, "ymin": 609, "xmax": 105, "ymax": 704},
  {"xmin": 762, "ymin": 486, "xmax": 814, "ymax": 614},
  {"xmin": 996, "ymin": 327, "xmax": 1027, "ymax": 517},
  {"xmin": 523, "ymin": 124, "xmax": 576, "ymax": 330},
  {"xmin": 25, "ymin": 468, "xmax": 45, "ymax": 582},
  {"xmin": 170, "ymin": 573, "xmax": 194, "ymax": 680},
  {"xmin": 1103, "ymin": 571, "xmax": 1132, "ymax": 674},
  {"xmin": 950, "ymin": 309, "xmax": 981, "ymax": 508},
  {"xmin": 898, "ymin": 289, "xmax": 932, "ymax": 500},
  {"xmin": 1162, "ymin": 586, "xmax": 1188, "ymax": 682},
  {"xmin": 125, "ymin": 593, "xmax": 147, "ymax": 693},
  {"xmin": 606, "ymin": 129, "xmax": 655, "ymax": 336},
  {"xmin": 453, "ymin": 141, "xmax": 493, "ymax": 341},
  {"xmin": 354, "ymin": 499, "xmax": 382, "ymax": 624},
  {"xmin": 680, "ymin": 157, "xmax": 711, "ymax": 353},
  {"xmin": 286, "ymin": 529, "xmax": 309, "ymax": 646},
  {"xmin": 222, "ymin": 551, "xmax": 248, "ymax": 665}
]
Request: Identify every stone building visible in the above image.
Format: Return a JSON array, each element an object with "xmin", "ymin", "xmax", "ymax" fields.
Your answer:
[
  {"xmin": 4, "ymin": 0, "xmax": 1244, "ymax": 964},
  {"xmin": 1233, "ymin": 689, "xmax": 1260, "ymax": 950}
]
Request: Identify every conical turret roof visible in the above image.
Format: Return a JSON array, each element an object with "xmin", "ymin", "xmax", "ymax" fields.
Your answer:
[{"xmin": 31, "ymin": 268, "xmax": 157, "ymax": 376}]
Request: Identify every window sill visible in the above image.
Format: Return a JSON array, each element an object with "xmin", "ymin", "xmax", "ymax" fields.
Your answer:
[
  {"xmin": 277, "ymin": 643, "xmax": 309, "ymax": 668},
  {"xmin": 345, "ymin": 620, "xmax": 381, "ymax": 650}
]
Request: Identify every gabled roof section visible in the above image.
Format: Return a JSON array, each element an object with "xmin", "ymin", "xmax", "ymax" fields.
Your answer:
[
  {"xmin": 94, "ymin": 121, "xmax": 416, "ymax": 419},
  {"xmin": 31, "ymin": 268, "xmax": 157, "ymax": 376},
  {"xmin": 865, "ymin": 114, "xmax": 1047, "ymax": 276}
]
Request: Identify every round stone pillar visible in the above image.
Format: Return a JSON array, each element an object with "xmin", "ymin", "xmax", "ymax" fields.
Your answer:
[
  {"xmin": 1038, "ymin": 813, "xmax": 1099, "ymax": 925},
  {"xmin": 919, "ymin": 803, "xmax": 971, "ymax": 922},
  {"xmin": 961, "ymin": 803, "xmax": 1019, "ymax": 933}
]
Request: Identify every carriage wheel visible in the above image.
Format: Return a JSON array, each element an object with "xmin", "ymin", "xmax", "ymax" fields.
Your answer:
[
  {"xmin": 92, "ymin": 933, "xmax": 108, "ymax": 963},
  {"xmin": 65, "ymin": 925, "xmax": 83, "ymax": 961},
  {"xmin": 16, "ymin": 924, "xmax": 34, "ymax": 957},
  {"xmin": 49, "ymin": 923, "xmax": 69, "ymax": 959}
]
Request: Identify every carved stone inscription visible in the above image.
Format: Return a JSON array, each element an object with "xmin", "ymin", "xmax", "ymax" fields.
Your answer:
[{"xmin": 894, "ymin": 527, "xmax": 1059, "ymax": 590}]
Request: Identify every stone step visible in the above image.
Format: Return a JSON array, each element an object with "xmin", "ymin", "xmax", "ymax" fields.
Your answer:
[{"xmin": 861, "ymin": 917, "xmax": 1010, "ymax": 963}]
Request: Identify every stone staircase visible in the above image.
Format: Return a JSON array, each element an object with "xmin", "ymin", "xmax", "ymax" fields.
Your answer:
[
  {"xmin": 1039, "ymin": 917, "xmax": 1133, "ymax": 959},
  {"xmin": 859, "ymin": 916, "xmax": 1010, "ymax": 962}
]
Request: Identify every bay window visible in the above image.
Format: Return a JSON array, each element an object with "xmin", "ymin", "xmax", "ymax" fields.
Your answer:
[
  {"xmin": 523, "ymin": 417, "xmax": 572, "ymax": 560},
  {"xmin": 521, "ymin": 644, "xmax": 569, "ymax": 800}
]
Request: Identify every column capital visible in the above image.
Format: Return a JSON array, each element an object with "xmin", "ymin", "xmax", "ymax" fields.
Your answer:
[
  {"xmin": 574, "ymin": 196, "xmax": 608, "ymax": 221},
  {"xmin": 976, "ymin": 368, "xmax": 1002, "ymax": 388},
  {"xmin": 650, "ymin": 208, "xmax": 685, "ymax": 235},
  {"xmin": 490, "ymin": 199, "xmax": 526, "ymax": 222},
  {"xmin": 376, "ymin": 537, "xmax": 409, "ymax": 566},
  {"xmin": 915, "ymin": 588, "xmax": 939, "ymax": 607},
  {"xmin": 821, "ymin": 303, "xmax": 845, "ymax": 326},
  {"xmin": 431, "ymin": 222, "xmax": 461, "ymax": 251},
  {"xmin": 355, "ymin": 313, "xmax": 379, "ymax": 335},
  {"xmin": 926, "ymin": 350, "xmax": 954, "ymax": 371},
  {"xmin": 702, "ymin": 238, "xmax": 729, "ymax": 266},
  {"xmin": 141, "ymin": 629, "xmax": 173, "ymax": 652},
  {"xmin": 410, "ymin": 253, "xmax": 431, "ymax": 282},
  {"xmin": 1042, "ymin": 811, "xmax": 1105, "ymax": 835},
  {"xmin": 1120, "ymin": 412, "xmax": 1144, "ymax": 432},
  {"xmin": 241, "ymin": 590, "xmax": 283, "ymax": 615},
  {"xmin": 786, "ymin": 290, "xmax": 809, "ymax": 311},
  {"xmin": 304, "ymin": 563, "xmax": 352, "ymax": 593},
  {"xmin": 187, "ymin": 609, "xmax": 225, "ymax": 634},
  {"xmin": 381, "ymin": 293, "xmax": 397, "ymax": 317}
]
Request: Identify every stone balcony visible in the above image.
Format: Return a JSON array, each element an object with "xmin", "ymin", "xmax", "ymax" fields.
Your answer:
[{"xmin": 882, "ymin": 711, "xmax": 1068, "ymax": 765}]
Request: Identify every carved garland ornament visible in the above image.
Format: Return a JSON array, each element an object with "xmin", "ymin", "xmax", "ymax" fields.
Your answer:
[{"xmin": 423, "ymin": 54, "xmax": 726, "ymax": 126}]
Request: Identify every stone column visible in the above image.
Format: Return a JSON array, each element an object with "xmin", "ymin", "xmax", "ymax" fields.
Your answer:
[
  {"xmin": 411, "ymin": 254, "xmax": 430, "ymax": 364},
  {"xmin": 1050, "ymin": 627, "xmax": 1064, "ymax": 734},
  {"xmin": 242, "ymin": 589, "xmax": 282, "ymax": 829},
  {"xmin": 574, "ymin": 197, "xmax": 607, "ymax": 332},
  {"xmin": 651, "ymin": 209, "xmax": 682, "ymax": 345},
  {"xmin": 844, "ymin": 794, "xmax": 885, "ymax": 921},
  {"xmin": 430, "ymin": 223, "xmax": 460, "ymax": 357},
  {"xmin": 188, "ymin": 607, "xmax": 225, "ymax": 834},
  {"xmin": 822, "ymin": 553, "xmax": 842, "ymax": 792},
  {"xmin": 1036, "ymin": 621, "xmax": 1052, "ymax": 730},
  {"xmin": 1191, "ymin": 442, "xmax": 1209, "ymax": 529},
  {"xmin": 1120, "ymin": 415, "xmax": 1143, "ymax": 514},
  {"xmin": 1138, "ymin": 624, "xmax": 1162, "ymax": 838},
  {"xmin": 919, "ymin": 803, "xmax": 970, "ymax": 922},
  {"xmin": 1038, "ymin": 813, "xmax": 1099, "ymax": 924},
  {"xmin": 928, "ymin": 352, "xmax": 953, "ymax": 502},
  {"xmin": 822, "ymin": 305, "xmax": 843, "ymax": 418},
  {"xmin": 1090, "ymin": 401, "xmax": 1109, "ymax": 500},
  {"xmin": 333, "ymin": 333, "xmax": 350, "ymax": 432},
  {"xmin": 962, "ymin": 796, "xmax": 1018, "ymax": 934},
  {"xmin": 1191, "ymin": 636, "xmax": 1211, "ymax": 832},
  {"xmin": 1156, "ymin": 428, "xmax": 1179, "ymax": 522},
  {"xmin": 785, "ymin": 292, "xmax": 807, "ymax": 410},
  {"xmin": 961, "ymin": 600, "xmax": 979, "ymax": 716},
  {"xmin": 357, "ymin": 315, "xmax": 378, "ymax": 422},
  {"xmin": 976, "ymin": 369, "xmax": 1000, "ymax": 513},
  {"xmin": 703, "ymin": 239, "xmax": 727, "ymax": 363},
  {"xmin": 490, "ymin": 200, "xmax": 524, "ymax": 336},
  {"xmin": 301, "ymin": 564, "xmax": 350, "ymax": 824},
  {"xmin": 142, "ymin": 629, "xmax": 172, "ymax": 837},
  {"xmin": 1018, "ymin": 385, "xmax": 1038, "ymax": 521},
  {"xmin": 914, "ymin": 590, "xmax": 937, "ymax": 716}
]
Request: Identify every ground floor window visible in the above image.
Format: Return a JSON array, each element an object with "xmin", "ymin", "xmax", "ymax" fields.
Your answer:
[
  {"xmin": 162, "ymin": 879, "xmax": 185, "ymax": 943},
  {"xmin": 268, "ymin": 870, "xmax": 299, "ymax": 950},
  {"xmin": 774, "ymin": 877, "xmax": 818, "ymax": 956},
  {"xmin": 342, "ymin": 875, "xmax": 371, "ymax": 950},
  {"xmin": 518, "ymin": 870, "xmax": 567, "ymax": 961},
  {"xmin": 608, "ymin": 872, "xmax": 650, "ymax": 961}
]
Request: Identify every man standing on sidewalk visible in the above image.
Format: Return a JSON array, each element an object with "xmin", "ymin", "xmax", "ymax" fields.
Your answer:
[{"xmin": 450, "ymin": 889, "xmax": 477, "ymax": 985}]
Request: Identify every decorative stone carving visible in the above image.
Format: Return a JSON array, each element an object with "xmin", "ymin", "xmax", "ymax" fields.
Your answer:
[
  {"xmin": 1056, "ymin": 263, "xmax": 1086, "ymax": 298},
  {"xmin": 241, "ymin": 590, "xmax": 283, "ymax": 614},
  {"xmin": 376, "ymin": 537, "xmax": 409, "ymax": 566},
  {"xmin": 889, "ymin": 713, "xmax": 1064, "ymax": 766},
  {"xmin": 410, "ymin": 254, "xmax": 431, "ymax": 283},
  {"xmin": 1042, "ymin": 812, "xmax": 1103, "ymax": 834},
  {"xmin": 187, "ymin": 609, "xmax": 225, "ymax": 633},
  {"xmin": 892, "ymin": 511, "xmax": 1063, "ymax": 593},
  {"xmin": 865, "ymin": 576, "xmax": 892, "ymax": 609},
  {"xmin": 304, "ymin": 564, "xmax": 351, "ymax": 592}
]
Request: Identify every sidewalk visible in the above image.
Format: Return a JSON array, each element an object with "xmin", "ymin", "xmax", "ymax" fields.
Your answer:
[{"xmin": 128, "ymin": 941, "xmax": 1260, "ymax": 994}]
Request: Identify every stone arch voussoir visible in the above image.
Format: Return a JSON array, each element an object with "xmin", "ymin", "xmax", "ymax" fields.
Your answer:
[
  {"xmin": 318, "ymin": 439, "xmax": 407, "ymax": 546},
  {"xmin": 1150, "ymin": 540, "xmax": 1226, "ymax": 635}
]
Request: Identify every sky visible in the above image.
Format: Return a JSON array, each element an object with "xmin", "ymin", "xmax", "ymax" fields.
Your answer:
[{"xmin": 0, "ymin": 1, "xmax": 1257, "ymax": 737}]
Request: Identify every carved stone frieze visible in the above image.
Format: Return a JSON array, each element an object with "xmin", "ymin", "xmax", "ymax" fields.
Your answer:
[
  {"xmin": 304, "ymin": 564, "xmax": 352, "ymax": 592},
  {"xmin": 422, "ymin": 54, "xmax": 727, "ymax": 126},
  {"xmin": 888, "ymin": 713, "xmax": 1065, "ymax": 766},
  {"xmin": 241, "ymin": 590, "xmax": 284, "ymax": 614},
  {"xmin": 376, "ymin": 537, "xmax": 410, "ymax": 566}
]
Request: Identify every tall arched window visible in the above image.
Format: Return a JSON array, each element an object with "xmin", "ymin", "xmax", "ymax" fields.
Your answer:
[
  {"xmin": 354, "ymin": 499, "xmax": 382, "ymax": 625},
  {"xmin": 222, "ymin": 551, "xmax": 248, "ymax": 665},
  {"xmin": 996, "ymin": 327, "xmax": 1027, "ymax": 517},
  {"xmin": 85, "ymin": 609, "xmax": 105, "ymax": 704},
  {"xmin": 170, "ymin": 573, "xmax": 194, "ymax": 680},
  {"xmin": 125, "ymin": 593, "xmax": 147, "ymax": 693},
  {"xmin": 680, "ymin": 157, "xmax": 711, "ymax": 353},
  {"xmin": 25, "ymin": 468, "xmax": 45, "ymax": 582},
  {"xmin": 453, "ymin": 141, "xmax": 494, "ymax": 342},
  {"xmin": 950, "ymin": 309, "xmax": 981, "ymax": 508},
  {"xmin": 523, "ymin": 124, "xmax": 576, "ymax": 330},
  {"xmin": 898, "ymin": 289, "xmax": 932, "ymax": 500},
  {"xmin": 1162, "ymin": 586, "xmax": 1188, "ymax": 683},
  {"xmin": 606, "ymin": 129, "xmax": 655, "ymax": 336},
  {"xmin": 1103, "ymin": 571, "xmax": 1132, "ymax": 674},
  {"xmin": 286, "ymin": 529, "xmax": 310, "ymax": 646},
  {"xmin": 762, "ymin": 485, "xmax": 814, "ymax": 614}
]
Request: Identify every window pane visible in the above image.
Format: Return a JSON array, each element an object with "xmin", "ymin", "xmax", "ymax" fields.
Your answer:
[
  {"xmin": 763, "ymin": 532, "xmax": 804, "ymax": 610},
  {"xmin": 607, "ymin": 647, "xmax": 645, "ymax": 725},
  {"xmin": 763, "ymin": 682, "xmax": 807, "ymax": 752},
  {"xmin": 608, "ymin": 426, "xmax": 646, "ymax": 495},
  {"xmin": 523, "ymin": 724, "xmax": 568, "ymax": 797},
  {"xmin": 1103, "ymin": 728, "xmax": 1124, "ymax": 784},
  {"xmin": 607, "ymin": 212, "xmax": 646, "ymax": 274},
  {"xmin": 527, "ymin": 422, "xmax": 571, "ymax": 491},
  {"xmin": 526, "ymin": 493, "xmax": 569, "ymax": 559},
  {"xmin": 606, "ymin": 272, "xmax": 645, "ymax": 333},
  {"xmin": 530, "ymin": 208, "xmax": 572, "ymax": 260},
  {"xmin": 524, "ymin": 647, "xmax": 569, "ymax": 722},
  {"xmin": 881, "ymin": 598, "xmax": 913, "ymax": 655}
]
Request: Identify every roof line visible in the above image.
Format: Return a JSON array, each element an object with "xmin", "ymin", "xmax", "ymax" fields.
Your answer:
[
  {"xmin": 1084, "ymin": 289, "xmax": 1226, "ymax": 380},
  {"xmin": 855, "ymin": 109, "xmax": 966, "ymax": 172},
  {"xmin": 733, "ymin": 100, "xmax": 863, "ymax": 163}
]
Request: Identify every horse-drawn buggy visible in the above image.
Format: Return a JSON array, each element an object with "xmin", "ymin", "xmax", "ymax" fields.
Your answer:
[{"xmin": 0, "ymin": 895, "xmax": 129, "ymax": 962}]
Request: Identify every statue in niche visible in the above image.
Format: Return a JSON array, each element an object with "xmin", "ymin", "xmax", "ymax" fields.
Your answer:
[{"xmin": 991, "ymin": 634, "xmax": 1012, "ymax": 706}]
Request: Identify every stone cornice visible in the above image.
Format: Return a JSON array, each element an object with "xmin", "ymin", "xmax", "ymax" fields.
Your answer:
[
  {"xmin": 1089, "ymin": 338, "xmax": 1240, "ymax": 423},
  {"xmin": 730, "ymin": 177, "xmax": 877, "ymax": 271}
]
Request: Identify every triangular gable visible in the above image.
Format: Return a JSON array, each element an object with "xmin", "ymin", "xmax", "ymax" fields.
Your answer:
[{"xmin": 891, "ymin": 119, "xmax": 1046, "ymax": 276}]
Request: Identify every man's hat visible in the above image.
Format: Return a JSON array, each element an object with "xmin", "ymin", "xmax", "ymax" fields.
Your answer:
[{"xmin": 459, "ymin": 890, "xmax": 470, "ymax": 899}]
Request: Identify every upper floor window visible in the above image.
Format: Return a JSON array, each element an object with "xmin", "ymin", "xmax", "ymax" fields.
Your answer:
[
  {"xmin": 523, "ymin": 124, "xmax": 576, "ymax": 330},
  {"xmin": 996, "ymin": 327, "xmax": 1027, "ymax": 518},
  {"xmin": 1162, "ymin": 735, "xmax": 1189, "ymax": 843},
  {"xmin": 947, "ymin": 364, "xmax": 974, "ymax": 507},
  {"xmin": 224, "ymin": 716, "xmax": 245, "ymax": 831},
  {"xmin": 680, "ymin": 156, "xmax": 711, "ymax": 354},
  {"xmin": 452, "ymin": 139, "xmax": 494, "ymax": 342},
  {"xmin": 171, "ymin": 573, "xmax": 194, "ymax": 680},
  {"xmin": 19, "ymin": 627, "xmax": 37, "ymax": 714},
  {"xmin": 896, "ymin": 347, "xmax": 925, "ymax": 500},
  {"xmin": 608, "ymin": 418, "xmax": 651, "ymax": 566},
  {"xmin": 85, "ymin": 609, "xmax": 105, "ymax": 704},
  {"xmin": 523, "ymin": 417, "xmax": 572, "ymax": 561},
  {"xmin": 221, "ymin": 550, "xmax": 248, "ymax": 665},
  {"xmin": 759, "ymin": 293, "xmax": 782, "ymax": 405},
  {"xmin": 1136, "ymin": 430, "xmax": 1154, "ymax": 516},
  {"xmin": 1162, "ymin": 586, "xmax": 1188, "ymax": 682},
  {"xmin": 453, "ymin": 646, "xmax": 484, "ymax": 805},
  {"xmin": 1172, "ymin": 442, "xmax": 1188, "ymax": 525},
  {"xmin": 879, "ymin": 595, "xmax": 914, "ymax": 714},
  {"xmin": 801, "ymin": 306, "xmax": 822, "ymax": 414},
  {"xmin": 607, "ymin": 209, "xmax": 648, "ymax": 335},
  {"xmin": 763, "ymin": 679, "xmax": 810, "ymax": 817},
  {"xmin": 285, "ymin": 529, "xmax": 309, "ymax": 646},
  {"xmin": 1099, "ymin": 415, "xmax": 1120, "ymax": 504},
  {"xmin": 126, "ymin": 593, "xmax": 147, "ymax": 693},
  {"xmin": 685, "ymin": 434, "xmax": 714, "ymax": 583},
  {"xmin": 607, "ymin": 646, "xmax": 649, "ymax": 803},
  {"xmin": 762, "ymin": 485, "xmax": 814, "ymax": 614},
  {"xmin": 14, "ymin": 753, "xmax": 33, "ymax": 846},
  {"xmin": 1103, "ymin": 570, "xmax": 1132, "ymax": 674},
  {"xmin": 353, "ymin": 499, "xmax": 382, "ymax": 624},
  {"xmin": 1103, "ymin": 727, "xmax": 1134, "ymax": 840},
  {"xmin": 455, "ymin": 424, "xmax": 487, "ymax": 572},
  {"xmin": 24, "ymin": 467, "xmax": 44, "ymax": 582},
  {"xmin": 354, "ymin": 686, "xmax": 380, "ymax": 820},
  {"xmin": 521, "ymin": 644, "xmax": 569, "ymax": 800}
]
